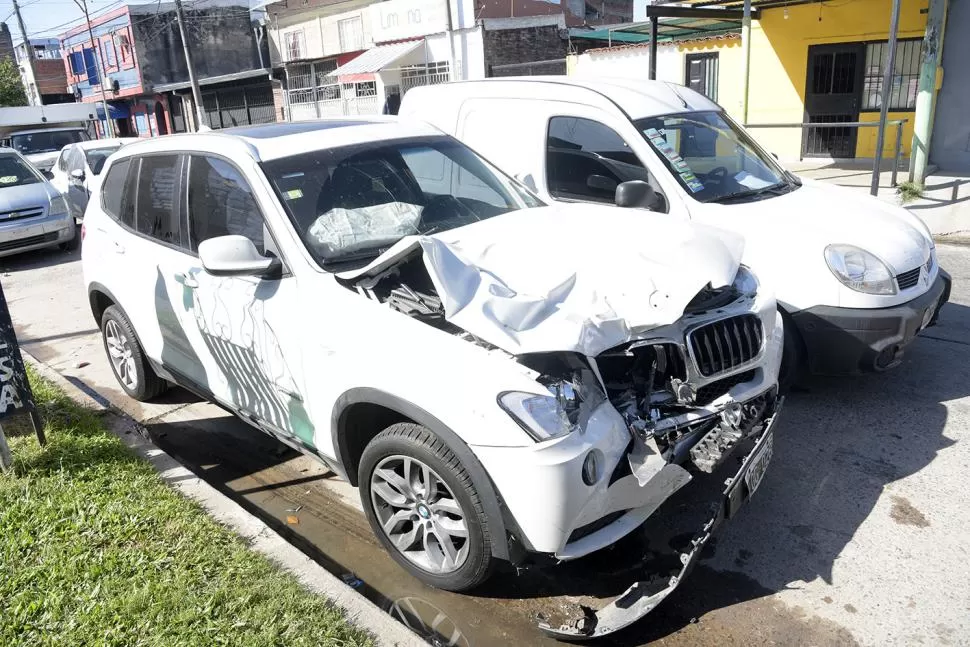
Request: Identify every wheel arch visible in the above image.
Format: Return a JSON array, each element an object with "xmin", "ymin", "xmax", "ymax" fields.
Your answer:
[
  {"xmin": 332, "ymin": 387, "xmax": 513, "ymax": 561},
  {"xmin": 88, "ymin": 281, "xmax": 122, "ymax": 327}
]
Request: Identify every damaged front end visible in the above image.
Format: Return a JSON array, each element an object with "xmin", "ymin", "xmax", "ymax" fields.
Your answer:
[{"xmin": 337, "ymin": 218, "xmax": 783, "ymax": 639}]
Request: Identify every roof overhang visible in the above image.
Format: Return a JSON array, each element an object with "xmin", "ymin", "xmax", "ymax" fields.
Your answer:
[
  {"xmin": 327, "ymin": 41, "xmax": 424, "ymax": 78},
  {"xmin": 152, "ymin": 68, "xmax": 272, "ymax": 93}
]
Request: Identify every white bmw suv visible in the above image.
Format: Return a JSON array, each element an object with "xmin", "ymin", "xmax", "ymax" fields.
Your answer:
[{"xmin": 83, "ymin": 120, "xmax": 783, "ymax": 635}]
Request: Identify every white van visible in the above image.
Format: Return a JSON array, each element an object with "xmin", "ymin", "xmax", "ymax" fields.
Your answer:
[{"xmin": 400, "ymin": 78, "xmax": 951, "ymax": 384}]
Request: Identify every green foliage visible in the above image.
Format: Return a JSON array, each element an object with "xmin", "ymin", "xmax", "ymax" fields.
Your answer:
[
  {"xmin": 897, "ymin": 181, "xmax": 924, "ymax": 204},
  {"xmin": 0, "ymin": 57, "xmax": 27, "ymax": 107},
  {"xmin": 0, "ymin": 369, "xmax": 373, "ymax": 647}
]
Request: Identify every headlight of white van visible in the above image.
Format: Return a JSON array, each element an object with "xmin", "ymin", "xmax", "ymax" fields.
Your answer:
[
  {"xmin": 824, "ymin": 244, "xmax": 896, "ymax": 295},
  {"xmin": 48, "ymin": 196, "xmax": 69, "ymax": 218}
]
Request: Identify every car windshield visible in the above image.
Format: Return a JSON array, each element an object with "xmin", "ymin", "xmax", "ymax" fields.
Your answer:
[
  {"xmin": 11, "ymin": 130, "xmax": 88, "ymax": 155},
  {"xmin": 635, "ymin": 111, "xmax": 794, "ymax": 203},
  {"xmin": 261, "ymin": 136, "xmax": 542, "ymax": 266},
  {"xmin": 0, "ymin": 154, "xmax": 41, "ymax": 188},
  {"xmin": 84, "ymin": 146, "xmax": 122, "ymax": 175}
]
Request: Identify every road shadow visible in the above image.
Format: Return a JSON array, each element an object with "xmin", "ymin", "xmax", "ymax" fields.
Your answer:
[
  {"xmin": 0, "ymin": 241, "xmax": 79, "ymax": 274},
  {"xmin": 129, "ymin": 296, "xmax": 967, "ymax": 646}
]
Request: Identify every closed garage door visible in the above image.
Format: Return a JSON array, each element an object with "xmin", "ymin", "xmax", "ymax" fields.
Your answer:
[{"xmin": 930, "ymin": 0, "xmax": 970, "ymax": 172}]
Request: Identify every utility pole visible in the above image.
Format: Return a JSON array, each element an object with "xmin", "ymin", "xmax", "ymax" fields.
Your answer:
[
  {"xmin": 910, "ymin": 0, "xmax": 949, "ymax": 184},
  {"xmin": 71, "ymin": 0, "xmax": 115, "ymax": 138},
  {"xmin": 871, "ymin": 0, "xmax": 901, "ymax": 196},
  {"xmin": 741, "ymin": 0, "xmax": 752, "ymax": 124},
  {"xmin": 174, "ymin": 0, "xmax": 207, "ymax": 130},
  {"xmin": 11, "ymin": 0, "xmax": 42, "ymax": 105}
]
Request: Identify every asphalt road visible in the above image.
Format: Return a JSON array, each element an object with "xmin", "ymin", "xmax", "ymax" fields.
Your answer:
[{"xmin": 3, "ymin": 243, "xmax": 969, "ymax": 646}]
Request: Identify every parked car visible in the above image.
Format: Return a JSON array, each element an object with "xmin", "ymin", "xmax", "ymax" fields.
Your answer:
[
  {"xmin": 0, "ymin": 147, "xmax": 77, "ymax": 257},
  {"xmin": 50, "ymin": 138, "xmax": 137, "ymax": 222},
  {"xmin": 400, "ymin": 78, "xmax": 951, "ymax": 384},
  {"xmin": 82, "ymin": 120, "xmax": 783, "ymax": 637}
]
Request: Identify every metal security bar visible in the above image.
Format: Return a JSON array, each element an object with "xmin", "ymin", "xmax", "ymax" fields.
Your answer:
[{"xmin": 744, "ymin": 119, "xmax": 909, "ymax": 192}]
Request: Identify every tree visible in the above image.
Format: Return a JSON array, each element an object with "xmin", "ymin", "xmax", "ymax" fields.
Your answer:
[{"xmin": 0, "ymin": 58, "xmax": 27, "ymax": 107}]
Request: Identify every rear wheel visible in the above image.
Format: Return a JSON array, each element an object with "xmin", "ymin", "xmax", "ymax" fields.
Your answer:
[
  {"xmin": 359, "ymin": 423, "xmax": 494, "ymax": 592},
  {"xmin": 100, "ymin": 305, "xmax": 167, "ymax": 401}
]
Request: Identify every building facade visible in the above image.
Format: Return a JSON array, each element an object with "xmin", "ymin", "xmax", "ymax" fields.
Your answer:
[
  {"xmin": 266, "ymin": 0, "xmax": 484, "ymax": 119},
  {"xmin": 60, "ymin": 1, "xmax": 271, "ymax": 137},
  {"xmin": 15, "ymin": 39, "xmax": 72, "ymax": 106}
]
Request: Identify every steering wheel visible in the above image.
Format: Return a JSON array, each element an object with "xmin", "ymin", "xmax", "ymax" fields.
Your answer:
[
  {"xmin": 419, "ymin": 195, "xmax": 477, "ymax": 232},
  {"xmin": 705, "ymin": 166, "xmax": 730, "ymax": 185}
]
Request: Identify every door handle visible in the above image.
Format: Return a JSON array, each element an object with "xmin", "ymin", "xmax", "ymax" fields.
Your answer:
[{"xmin": 175, "ymin": 272, "xmax": 198, "ymax": 289}]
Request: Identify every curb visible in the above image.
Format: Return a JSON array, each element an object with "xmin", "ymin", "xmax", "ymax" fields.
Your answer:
[{"xmin": 24, "ymin": 351, "xmax": 428, "ymax": 647}]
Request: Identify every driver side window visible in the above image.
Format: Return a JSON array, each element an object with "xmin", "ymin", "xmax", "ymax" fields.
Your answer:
[{"xmin": 545, "ymin": 116, "xmax": 648, "ymax": 203}]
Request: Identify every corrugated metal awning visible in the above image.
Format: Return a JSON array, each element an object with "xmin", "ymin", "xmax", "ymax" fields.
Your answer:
[{"xmin": 327, "ymin": 41, "xmax": 423, "ymax": 77}]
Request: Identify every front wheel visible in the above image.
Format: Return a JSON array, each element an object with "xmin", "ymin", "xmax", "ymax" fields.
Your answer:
[{"xmin": 359, "ymin": 423, "xmax": 494, "ymax": 592}]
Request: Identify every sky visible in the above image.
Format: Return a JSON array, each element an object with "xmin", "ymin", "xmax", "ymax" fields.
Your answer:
[{"xmin": 0, "ymin": 0, "xmax": 124, "ymax": 43}]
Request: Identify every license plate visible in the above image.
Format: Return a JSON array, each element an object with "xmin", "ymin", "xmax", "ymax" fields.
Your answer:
[{"xmin": 743, "ymin": 432, "xmax": 773, "ymax": 497}]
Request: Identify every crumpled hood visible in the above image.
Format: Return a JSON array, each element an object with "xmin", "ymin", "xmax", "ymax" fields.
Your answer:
[
  {"xmin": 695, "ymin": 180, "xmax": 930, "ymax": 274},
  {"xmin": 340, "ymin": 204, "xmax": 745, "ymax": 356}
]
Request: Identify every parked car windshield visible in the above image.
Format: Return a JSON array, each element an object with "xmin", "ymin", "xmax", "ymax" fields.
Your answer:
[
  {"xmin": 262, "ymin": 136, "xmax": 542, "ymax": 266},
  {"xmin": 11, "ymin": 129, "xmax": 88, "ymax": 155},
  {"xmin": 635, "ymin": 111, "xmax": 795, "ymax": 204},
  {"xmin": 84, "ymin": 146, "xmax": 122, "ymax": 175},
  {"xmin": 0, "ymin": 154, "xmax": 42, "ymax": 188}
]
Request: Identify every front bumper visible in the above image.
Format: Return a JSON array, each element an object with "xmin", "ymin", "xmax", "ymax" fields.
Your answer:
[
  {"xmin": 790, "ymin": 271, "xmax": 951, "ymax": 375},
  {"xmin": 538, "ymin": 400, "xmax": 782, "ymax": 639},
  {"xmin": 0, "ymin": 210, "xmax": 74, "ymax": 258}
]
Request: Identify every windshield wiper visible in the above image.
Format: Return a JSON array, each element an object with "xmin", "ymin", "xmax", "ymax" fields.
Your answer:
[{"xmin": 706, "ymin": 182, "xmax": 792, "ymax": 204}]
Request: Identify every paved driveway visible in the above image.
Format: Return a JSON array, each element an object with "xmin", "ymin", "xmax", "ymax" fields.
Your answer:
[{"xmin": 3, "ymin": 244, "xmax": 968, "ymax": 646}]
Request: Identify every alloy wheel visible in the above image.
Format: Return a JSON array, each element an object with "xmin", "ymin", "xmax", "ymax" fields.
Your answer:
[
  {"xmin": 370, "ymin": 455, "xmax": 470, "ymax": 574},
  {"xmin": 105, "ymin": 319, "xmax": 138, "ymax": 389}
]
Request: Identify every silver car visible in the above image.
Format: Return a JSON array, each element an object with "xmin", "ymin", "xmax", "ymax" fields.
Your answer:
[{"xmin": 0, "ymin": 148, "xmax": 77, "ymax": 257}]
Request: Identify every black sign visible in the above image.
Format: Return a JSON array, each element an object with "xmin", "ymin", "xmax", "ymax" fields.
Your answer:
[{"xmin": 0, "ymin": 280, "xmax": 43, "ymax": 442}]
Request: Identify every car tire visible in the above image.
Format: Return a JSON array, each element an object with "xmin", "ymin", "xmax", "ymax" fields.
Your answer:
[
  {"xmin": 100, "ymin": 305, "xmax": 167, "ymax": 401},
  {"xmin": 359, "ymin": 423, "xmax": 494, "ymax": 592}
]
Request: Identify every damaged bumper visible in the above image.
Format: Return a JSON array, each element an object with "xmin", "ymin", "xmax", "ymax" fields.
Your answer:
[{"xmin": 538, "ymin": 399, "xmax": 782, "ymax": 639}]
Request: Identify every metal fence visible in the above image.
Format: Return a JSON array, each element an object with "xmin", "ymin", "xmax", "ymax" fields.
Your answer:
[
  {"xmin": 744, "ymin": 119, "xmax": 909, "ymax": 192},
  {"xmin": 488, "ymin": 59, "xmax": 566, "ymax": 77},
  {"xmin": 201, "ymin": 85, "xmax": 276, "ymax": 130}
]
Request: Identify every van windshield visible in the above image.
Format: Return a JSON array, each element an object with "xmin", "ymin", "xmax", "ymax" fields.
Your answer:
[
  {"xmin": 635, "ymin": 111, "xmax": 796, "ymax": 204},
  {"xmin": 11, "ymin": 129, "xmax": 89, "ymax": 155},
  {"xmin": 261, "ymin": 136, "xmax": 542, "ymax": 266}
]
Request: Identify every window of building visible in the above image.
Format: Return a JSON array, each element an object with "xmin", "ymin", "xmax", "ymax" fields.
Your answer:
[
  {"xmin": 103, "ymin": 38, "xmax": 116, "ymax": 67},
  {"xmin": 186, "ymin": 156, "xmax": 264, "ymax": 253},
  {"xmin": 118, "ymin": 33, "xmax": 132, "ymax": 64},
  {"xmin": 68, "ymin": 51, "xmax": 84, "ymax": 76},
  {"xmin": 685, "ymin": 52, "xmax": 718, "ymax": 102},
  {"xmin": 400, "ymin": 61, "xmax": 450, "ymax": 94},
  {"xmin": 134, "ymin": 155, "xmax": 181, "ymax": 247},
  {"xmin": 338, "ymin": 16, "xmax": 364, "ymax": 52},
  {"xmin": 285, "ymin": 30, "xmax": 306, "ymax": 61},
  {"xmin": 862, "ymin": 39, "xmax": 922, "ymax": 111},
  {"xmin": 82, "ymin": 47, "xmax": 99, "ymax": 85},
  {"xmin": 545, "ymin": 116, "xmax": 647, "ymax": 203}
]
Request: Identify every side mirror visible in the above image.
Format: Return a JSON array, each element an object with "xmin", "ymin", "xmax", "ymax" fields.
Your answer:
[
  {"xmin": 199, "ymin": 235, "xmax": 278, "ymax": 277},
  {"xmin": 70, "ymin": 169, "xmax": 85, "ymax": 183},
  {"xmin": 587, "ymin": 174, "xmax": 618, "ymax": 194},
  {"xmin": 615, "ymin": 180, "xmax": 660, "ymax": 210}
]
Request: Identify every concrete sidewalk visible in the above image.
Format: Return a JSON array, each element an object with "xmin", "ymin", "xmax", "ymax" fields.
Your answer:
[{"xmin": 790, "ymin": 160, "xmax": 970, "ymax": 239}]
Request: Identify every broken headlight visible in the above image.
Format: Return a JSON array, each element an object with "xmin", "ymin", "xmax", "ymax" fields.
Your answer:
[{"xmin": 499, "ymin": 374, "xmax": 603, "ymax": 442}]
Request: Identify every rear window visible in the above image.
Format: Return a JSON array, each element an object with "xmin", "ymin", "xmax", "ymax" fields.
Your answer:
[
  {"xmin": 10, "ymin": 130, "xmax": 88, "ymax": 156},
  {"xmin": 0, "ymin": 155, "xmax": 41, "ymax": 188},
  {"xmin": 101, "ymin": 158, "xmax": 131, "ymax": 224},
  {"xmin": 85, "ymin": 146, "xmax": 122, "ymax": 175},
  {"xmin": 134, "ymin": 155, "xmax": 181, "ymax": 247}
]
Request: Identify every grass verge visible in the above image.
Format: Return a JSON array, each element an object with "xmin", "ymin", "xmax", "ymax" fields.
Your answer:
[{"xmin": 0, "ymin": 369, "xmax": 374, "ymax": 647}]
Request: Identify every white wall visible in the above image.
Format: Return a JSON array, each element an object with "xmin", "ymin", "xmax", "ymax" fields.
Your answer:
[{"xmin": 571, "ymin": 44, "xmax": 683, "ymax": 84}]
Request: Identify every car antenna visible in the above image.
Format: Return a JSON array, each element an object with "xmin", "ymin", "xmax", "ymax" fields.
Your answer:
[{"xmin": 665, "ymin": 83, "xmax": 690, "ymax": 109}]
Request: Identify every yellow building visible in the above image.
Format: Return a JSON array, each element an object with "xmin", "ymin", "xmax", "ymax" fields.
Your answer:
[{"xmin": 571, "ymin": 0, "xmax": 928, "ymax": 162}]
